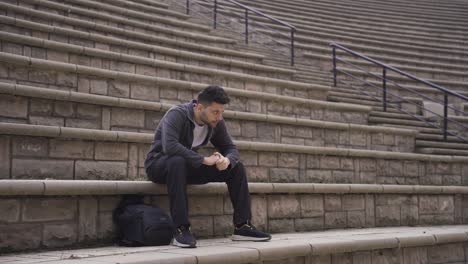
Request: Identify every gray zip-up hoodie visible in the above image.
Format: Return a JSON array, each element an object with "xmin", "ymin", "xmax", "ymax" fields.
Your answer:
[{"xmin": 144, "ymin": 100, "xmax": 240, "ymax": 171}]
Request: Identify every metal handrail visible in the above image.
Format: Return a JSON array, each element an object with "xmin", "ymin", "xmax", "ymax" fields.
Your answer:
[
  {"xmin": 330, "ymin": 42, "xmax": 468, "ymax": 142},
  {"xmin": 331, "ymin": 43, "xmax": 468, "ymax": 101},
  {"xmin": 186, "ymin": 0, "xmax": 296, "ymax": 65},
  {"xmin": 223, "ymin": 0, "xmax": 295, "ymax": 29}
]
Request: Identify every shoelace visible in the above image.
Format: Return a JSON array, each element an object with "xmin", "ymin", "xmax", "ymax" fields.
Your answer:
[
  {"xmin": 177, "ymin": 226, "xmax": 191, "ymax": 234},
  {"xmin": 237, "ymin": 223, "xmax": 255, "ymax": 230}
]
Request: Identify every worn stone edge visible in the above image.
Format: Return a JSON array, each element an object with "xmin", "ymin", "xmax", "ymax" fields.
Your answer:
[
  {"xmin": 1, "ymin": 180, "xmax": 468, "ymax": 196},
  {"xmin": 28, "ymin": 0, "xmax": 234, "ymax": 43},
  {"xmin": 0, "ymin": 52, "xmax": 327, "ymax": 92},
  {"xmin": 0, "ymin": 2, "xmax": 264, "ymax": 59},
  {"xmin": 0, "ymin": 30, "xmax": 294, "ymax": 75},
  {"xmin": 0, "ymin": 123, "xmax": 464, "ymax": 162},
  {"xmin": 0, "ymin": 83, "xmax": 410, "ymax": 136}
]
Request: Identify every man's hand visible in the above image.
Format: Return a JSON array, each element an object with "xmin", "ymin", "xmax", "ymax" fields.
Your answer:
[
  {"xmin": 203, "ymin": 154, "xmax": 220, "ymax": 166},
  {"xmin": 214, "ymin": 152, "xmax": 230, "ymax": 171}
]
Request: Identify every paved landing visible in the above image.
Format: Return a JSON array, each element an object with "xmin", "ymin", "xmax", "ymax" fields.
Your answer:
[{"xmin": 2, "ymin": 225, "xmax": 468, "ymax": 264}]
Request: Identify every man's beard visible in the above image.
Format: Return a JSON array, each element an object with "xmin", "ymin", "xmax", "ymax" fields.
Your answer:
[{"xmin": 200, "ymin": 112, "xmax": 218, "ymax": 128}]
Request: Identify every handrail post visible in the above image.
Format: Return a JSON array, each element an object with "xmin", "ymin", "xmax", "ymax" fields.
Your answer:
[
  {"xmin": 245, "ymin": 9, "xmax": 248, "ymax": 44},
  {"xmin": 383, "ymin": 68, "xmax": 387, "ymax": 112},
  {"xmin": 213, "ymin": 0, "xmax": 217, "ymax": 29},
  {"xmin": 290, "ymin": 29, "xmax": 295, "ymax": 66},
  {"xmin": 443, "ymin": 93, "xmax": 448, "ymax": 140},
  {"xmin": 186, "ymin": 0, "xmax": 189, "ymax": 14},
  {"xmin": 332, "ymin": 47, "xmax": 337, "ymax": 87}
]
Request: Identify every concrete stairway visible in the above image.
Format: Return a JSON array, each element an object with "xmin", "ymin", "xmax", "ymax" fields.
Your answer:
[
  {"xmin": 327, "ymin": 86, "xmax": 468, "ymax": 156},
  {"xmin": 198, "ymin": 0, "xmax": 468, "ymax": 94},
  {"xmin": 1, "ymin": 0, "xmax": 468, "ymax": 262},
  {"xmin": 192, "ymin": 0, "xmax": 468, "ymax": 156},
  {"xmin": 2, "ymin": 180, "xmax": 468, "ymax": 262}
]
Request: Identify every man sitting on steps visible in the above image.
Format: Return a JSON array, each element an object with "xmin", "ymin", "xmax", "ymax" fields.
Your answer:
[{"xmin": 144, "ymin": 85, "xmax": 271, "ymax": 248}]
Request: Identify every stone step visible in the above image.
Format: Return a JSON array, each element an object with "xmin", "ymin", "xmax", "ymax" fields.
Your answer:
[
  {"xmin": 0, "ymin": 16, "xmax": 263, "ymax": 66},
  {"xmin": 307, "ymin": 52, "xmax": 467, "ymax": 83},
  {"xmin": 0, "ymin": 123, "xmax": 465, "ymax": 185},
  {"xmin": 416, "ymin": 133, "xmax": 467, "ymax": 143},
  {"xmin": 294, "ymin": 78, "xmax": 329, "ymax": 86},
  {"xmin": 0, "ymin": 4, "xmax": 264, "ymax": 63},
  {"xmin": 3, "ymin": 226, "xmax": 468, "ymax": 263},
  {"xmin": 259, "ymin": 25, "xmax": 468, "ymax": 61},
  {"xmin": 294, "ymin": 0, "xmax": 468, "ymax": 21},
  {"xmin": 330, "ymin": 0, "xmax": 468, "ymax": 12},
  {"xmin": 0, "ymin": 83, "xmax": 413, "ymax": 152},
  {"xmin": 417, "ymin": 148, "xmax": 468, "ymax": 156},
  {"xmin": 233, "ymin": 0, "xmax": 468, "ymax": 34},
  {"xmin": 272, "ymin": 10, "xmax": 467, "ymax": 48},
  {"xmin": 294, "ymin": 74, "xmax": 331, "ymax": 81},
  {"xmin": 331, "ymin": 87, "xmax": 372, "ymax": 96},
  {"xmin": 255, "ymin": 19, "xmax": 468, "ymax": 55},
  {"xmin": 339, "ymin": 79, "xmax": 468, "ymax": 106},
  {"xmin": 305, "ymin": 49, "xmax": 468, "ymax": 84},
  {"xmin": 328, "ymin": 96, "xmax": 399, "ymax": 108},
  {"xmin": 0, "ymin": 52, "xmax": 330, "ymax": 101},
  {"xmin": 196, "ymin": 1, "xmax": 468, "ymax": 59},
  {"xmin": 69, "ymin": 0, "xmax": 184, "ymax": 24},
  {"xmin": 370, "ymin": 107, "xmax": 418, "ymax": 114},
  {"xmin": 378, "ymin": 124, "xmax": 458, "ymax": 136},
  {"xmin": 208, "ymin": 9, "xmax": 462, "ymax": 63},
  {"xmin": 369, "ymin": 116, "xmax": 438, "ymax": 128},
  {"xmin": 335, "ymin": 66, "xmax": 468, "ymax": 92},
  {"xmin": 370, "ymin": 111, "xmax": 426, "ymax": 121},
  {"xmin": 266, "ymin": 0, "xmax": 468, "ymax": 25},
  {"xmin": 0, "ymin": 179, "xmax": 468, "ymax": 253},
  {"xmin": 300, "ymin": 40, "xmax": 468, "ymax": 70},
  {"xmin": 132, "ymin": 0, "xmax": 169, "ymax": 9},
  {"xmin": 0, "ymin": 66, "xmax": 364, "ymax": 126},
  {"xmin": 416, "ymin": 140, "xmax": 468, "ymax": 150},
  {"xmin": 301, "ymin": 43, "xmax": 467, "ymax": 71},
  {"xmin": 0, "ymin": 30, "xmax": 295, "ymax": 80},
  {"xmin": 14, "ymin": 0, "xmax": 234, "ymax": 45},
  {"xmin": 59, "ymin": 0, "xmax": 191, "ymax": 22},
  {"xmin": 309, "ymin": 49, "xmax": 468, "ymax": 74},
  {"xmin": 328, "ymin": 91, "xmax": 381, "ymax": 102}
]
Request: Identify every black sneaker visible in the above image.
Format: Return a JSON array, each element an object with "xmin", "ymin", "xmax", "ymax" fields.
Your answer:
[
  {"xmin": 232, "ymin": 223, "xmax": 271, "ymax": 242},
  {"xmin": 173, "ymin": 225, "xmax": 197, "ymax": 248}
]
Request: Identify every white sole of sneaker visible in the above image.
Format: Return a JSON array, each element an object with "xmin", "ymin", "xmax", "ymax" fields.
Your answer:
[
  {"xmin": 231, "ymin": 235, "xmax": 271, "ymax": 242},
  {"xmin": 172, "ymin": 239, "xmax": 197, "ymax": 248}
]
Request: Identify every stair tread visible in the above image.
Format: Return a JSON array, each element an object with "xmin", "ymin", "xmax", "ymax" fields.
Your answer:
[
  {"xmin": 378, "ymin": 124, "xmax": 454, "ymax": 135},
  {"xmin": 328, "ymin": 96, "xmax": 396, "ymax": 107},
  {"xmin": 370, "ymin": 111, "xmax": 425, "ymax": 120},
  {"xmin": 416, "ymin": 139, "xmax": 468, "ymax": 149},
  {"xmin": 369, "ymin": 116, "xmax": 438, "ymax": 127},
  {"xmin": 417, "ymin": 133, "xmax": 468, "ymax": 142},
  {"xmin": 2, "ymin": 226, "xmax": 468, "ymax": 263},
  {"xmin": 417, "ymin": 147, "xmax": 468, "ymax": 156}
]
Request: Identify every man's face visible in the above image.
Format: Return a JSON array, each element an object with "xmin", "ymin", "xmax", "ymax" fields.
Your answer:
[{"xmin": 197, "ymin": 102, "xmax": 225, "ymax": 128}]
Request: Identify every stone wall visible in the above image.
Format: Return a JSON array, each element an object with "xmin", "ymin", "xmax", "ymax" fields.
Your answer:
[
  {"xmin": 1, "ymin": 134, "xmax": 464, "ymax": 184},
  {"xmin": 0, "ymin": 67, "xmax": 361, "ymax": 123},
  {"xmin": 0, "ymin": 12, "xmax": 262, "ymax": 64},
  {"xmin": 1, "ymin": 192, "xmax": 467, "ymax": 253},
  {"xmin": 0, "ymin": 94, "xmax": 406, "ymax": 151},
  {"xmin": 241, "ymin": 151, "xmax": 465, "ymax": 185},
  {"xmin": 0, "ymin": 37, "xmax": 295, "ymax": 88},
  {"xmin": 274, "ymin": 243, "xmax": 468, "ymax": 264}
]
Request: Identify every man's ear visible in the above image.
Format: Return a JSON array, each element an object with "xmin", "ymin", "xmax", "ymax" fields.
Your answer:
[{"xmin": 196, "ymin": 103, "xmax": 205, "ymax": 111}]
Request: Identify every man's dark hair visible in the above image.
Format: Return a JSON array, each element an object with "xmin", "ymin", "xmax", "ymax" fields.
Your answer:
[{"xmin": 197, "ymin": 86, "xmax": 230, "ymax": 106}]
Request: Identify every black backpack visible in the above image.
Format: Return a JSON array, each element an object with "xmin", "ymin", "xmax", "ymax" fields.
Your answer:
[{"xmin": 113, "ymin": 195, "xmax": 174, "ymax": 247}]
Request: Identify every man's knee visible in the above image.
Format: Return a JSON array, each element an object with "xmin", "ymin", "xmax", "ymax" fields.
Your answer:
[
  {"xmin": 149, "ymin": 155, "xmax": 188, "ymax": 181},
  {"xmin": 166, "ymin": 155, "xmax": 187, "ymax": 168},
  {"xmin": 230, "ymin": 161, "xmax": 246, "ymax": 178},
  {"xmin": 234, "ymin": 161, "xmax": 245, "ymax": 170}
]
